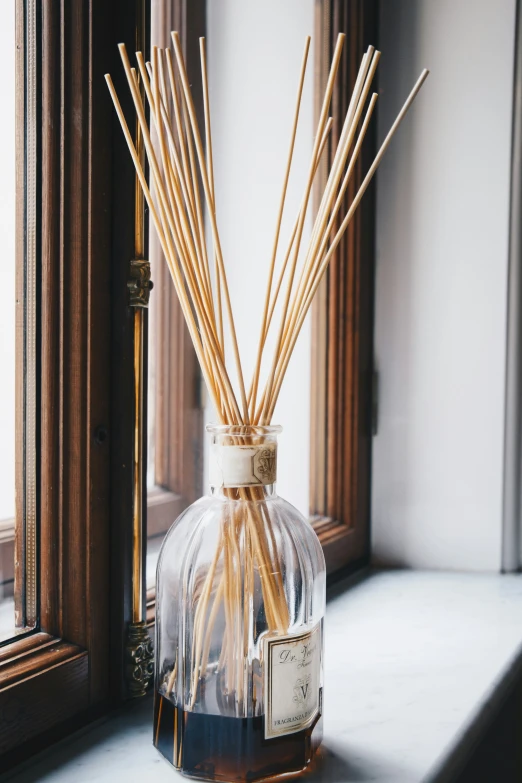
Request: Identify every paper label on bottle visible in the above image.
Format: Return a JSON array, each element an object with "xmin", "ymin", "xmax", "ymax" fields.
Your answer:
[
  {"xmin": 263, "ymin": 623, "xmax": 322, "ymax": 739},
  {"xmin": 209, "ymin": 443, "xmax": 277, "ymax": 488}
]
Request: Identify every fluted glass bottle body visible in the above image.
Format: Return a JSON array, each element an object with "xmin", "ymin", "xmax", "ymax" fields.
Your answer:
[{"xmin": 154, "ymin": 426, "xmax": 326, "ymax": 782}]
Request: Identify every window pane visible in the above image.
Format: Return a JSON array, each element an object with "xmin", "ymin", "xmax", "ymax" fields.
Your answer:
[
  {"xmin": 146, "ymin": 1, "xmax": 205, "ymax": 591},
  {"xmin": 203, "ymin": 1, "xmax": 313, "ymax": 516},
  {"xmin": 0, "ymin": 2, "xmax": 17, "ymax": 639},
  {"xmin": 145, "ymin": 2, "xmax": 314, "ymax": 589},
  {"xmin": 0, "ymin": 1, "xmax": 37, "ymax": 641}
]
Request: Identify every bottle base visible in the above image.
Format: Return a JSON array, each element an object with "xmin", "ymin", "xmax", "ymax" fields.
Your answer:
[{"xmin": 153, "ymin": 693, "xmax": 322, "ymax": 783}]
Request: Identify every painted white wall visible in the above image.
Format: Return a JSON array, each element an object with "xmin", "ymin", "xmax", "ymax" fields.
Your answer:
[
  {"xmin": 0, "ymin": 6, "xmax": 16, "ymax": 523},
  {"xmin": 206, "ymin": 0, "xmax": 314, "ymax": 516},
  {"xmin": 372, "ymin": 0, "xmax": 516, "ymax": 570}
]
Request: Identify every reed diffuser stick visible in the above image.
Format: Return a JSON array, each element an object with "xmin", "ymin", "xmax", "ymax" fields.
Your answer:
[
  {"xmin": 106, "ymin": 35, "xmax": 429, "ymax": 719},
  {"xmin": 171, "ymin": 32, "xmax": 250, "ymax": 424},
  {"xmin": 278, "ymin": 92, "xmax": 379, "ymax": 382},
  {"xmin": 200, "ymin": 38, "xmax": 225, "ymax": 354},
  {"xmin": 247, "ymin": 116, "xmax": 333, "ymax": 412},
  {"xmin": 260, "ymin": 34, "xmax": 346, "ymax": 423},
  {"xmin": 249, "ymin": 36, "xmax": 311, "ymax": 420},
  {"xmin": 263, "ymin": 69, "xmax": 431, "ymax": 422}
]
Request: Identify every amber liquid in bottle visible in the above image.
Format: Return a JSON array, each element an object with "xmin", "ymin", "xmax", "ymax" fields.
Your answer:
[{"xmin": 153, "ymin": 692, "xmax": 322, "ymax": 782}]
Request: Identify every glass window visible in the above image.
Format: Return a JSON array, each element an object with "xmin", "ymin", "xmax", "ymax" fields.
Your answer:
[
  {"xmin": 0, "ymin": 0, "xmax": 37, "ymax": 642},
  {"xmin": 146, "ymin": 1, "xmax": 205, "ymax": 591},
  {"xmin": 145, "ymin": 0, "xmax": 376, "ymax": 591}
]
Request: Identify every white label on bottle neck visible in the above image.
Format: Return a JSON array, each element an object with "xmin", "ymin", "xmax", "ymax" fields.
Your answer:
[
  {"xmin": 209, "ymin": 443, "xmax": 277, "ymax": 488},
  {"xmin": 263, "ymin": 623, "xmax": 322, "ymax": 740}
]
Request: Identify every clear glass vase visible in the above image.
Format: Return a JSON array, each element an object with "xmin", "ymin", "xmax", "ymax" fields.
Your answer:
[{"xmin": 154, "ymin": 425, "xmax": 326, "ymax": 782}]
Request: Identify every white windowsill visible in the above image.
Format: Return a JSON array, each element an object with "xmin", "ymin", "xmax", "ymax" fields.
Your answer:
[{"xmin": 3, "ymin": 570, "xmax": 522, "ymax": 783}]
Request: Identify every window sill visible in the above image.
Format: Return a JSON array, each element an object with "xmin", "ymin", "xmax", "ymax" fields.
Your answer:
[{"xmin": 3, "ymin": 570, "xmax": 522, "ymax": 782}]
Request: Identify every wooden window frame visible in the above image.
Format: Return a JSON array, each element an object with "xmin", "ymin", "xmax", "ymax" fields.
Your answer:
[
  {"xmin": 0, "ymin": 0, "xmax": 379, "ymax": 768},
  {"xmin": 0, "ymin": 5, "xmax": 378, "ymax": 655},
  {"xmin": 310, "ymin": 0, "xmax": 377, "ymax": 576},
  {"xmin": 0, "ymin": 0, "xmax": 148, "ymax": 769},
  {"xmin": 0, "ymin": 0, "xmax": 111, "ymax": 765}
]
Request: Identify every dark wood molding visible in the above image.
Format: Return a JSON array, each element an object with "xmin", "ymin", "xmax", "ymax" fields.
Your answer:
[
  {"xmin": 0, "ymin": 639, "xmax": 85, "ymax": 691},
  {"xmin": 1, "ymin": 0, "xmax": 127, "ymax": 767},
  {"xmin": 0, "ymin": 632, "xmax": 56, "ymax": 664},
  {"xmin": 109, "ymin": 0, "xmax": 151, "ymax": 703},
  {"xmin": 311, "ymin": 0, "xmax": 377, "ymax": 573},
  {"xmin": 39, "ymin": 0, "xmax": 112, "ymax": 689},
  {"xmin": 0, "ymin": 648, "xmax": 89, "ymax": 758},
  {"xmin": 0, "ymin": 0, "xmax": 208, "ymax": 766},
  {"xmin": 0, "ymin": 630, "xmax": 90, "ymax": 760}
]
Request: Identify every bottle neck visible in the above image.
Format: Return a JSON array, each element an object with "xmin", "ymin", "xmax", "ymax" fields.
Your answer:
[
  {"xmin": 208, "ymin": 436, "xmax": 278, "ymax": 497},
  {"xmin": 210, "ymin": 482, "xmax": 277, "ymax": 500}
]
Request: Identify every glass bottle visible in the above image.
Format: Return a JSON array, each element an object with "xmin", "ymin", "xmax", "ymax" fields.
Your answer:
[{"xmin": 154, "ymin": 424, "xmax": 326, "ymax": 782}]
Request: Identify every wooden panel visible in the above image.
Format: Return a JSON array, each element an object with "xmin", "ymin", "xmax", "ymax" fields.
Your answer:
[
  {"xmin": 109, "ymin": 0, "xmax": 153, "ymax": 701},
  {"xmin": 39, "ymin": 0, "xmax": 112, "ymax": 702},
  {"xmin": 0, "ymin": 0, "xmax": 174, "ymax": 766},
  {"xmin": 0, "ymin": 651, "xmax": 88, "ymax": 757},
  {"xmin": 310, "ymin": 0, "xmax": 377, "ymax": 574},
  {"xmin": 0, "ymin": 633, "xmax": 55, "ymax": 665},
  {"xmin": 0, "ymin": 641, "xmax": 84, "ymax": 690},
  {"xmin": 86, "ymin": 0, "xmax": 115, "ymax": 705},
  {"xmin": 0, "ymin": 0, "xmax": 132, "ymax": 764}
]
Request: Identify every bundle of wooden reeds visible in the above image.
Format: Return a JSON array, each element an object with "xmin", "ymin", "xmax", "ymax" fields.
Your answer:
[{"xmin": 106, "ymin": 33, "xmax": 428, "ymax": 707}]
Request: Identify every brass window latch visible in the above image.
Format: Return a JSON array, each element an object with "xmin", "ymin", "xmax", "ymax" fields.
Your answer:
[
  {"xmin": 125, "ymin": 621, "xmax": 154, "ymax": 698},
  {"xmin": 128, "ymin": 258, "xmax": 153, "ymax": 308},
  {"xmin": 125, "ymin": 255, "xmax": 154, "ymax": 697}
]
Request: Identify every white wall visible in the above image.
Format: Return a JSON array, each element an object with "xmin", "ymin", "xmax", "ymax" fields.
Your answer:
[
  {"xmin": 206, "ymin": 0, "xmax": 314, "ymax": 515},
  {"xmin": 372, "ymin": 0, "xmax": 516, "ymax": 570}
]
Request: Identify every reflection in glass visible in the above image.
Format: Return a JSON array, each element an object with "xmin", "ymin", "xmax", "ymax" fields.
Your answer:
[
  {"xmin": 0, "ymin": 3, "xmax": 17, "ymax": 639},
  {"xmin": 0, "ymin": 2, "xmax": 38, "ymax": 641}
]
